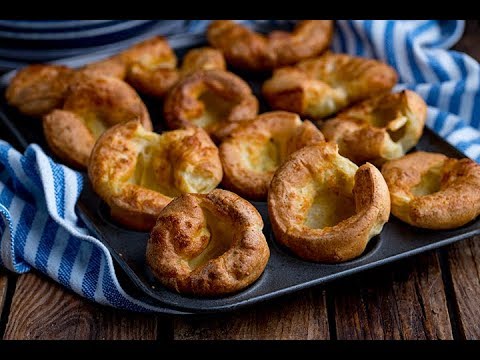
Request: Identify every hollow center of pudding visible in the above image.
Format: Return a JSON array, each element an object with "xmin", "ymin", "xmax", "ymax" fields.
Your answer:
[
  {"xmin": 193, "ymin": 91, "xmax": 235, "ymax": 129},
  {"xmin": 83, "ymin": 114, "xmax": 109, "ymax": 140},
  {"xmin": 303, "ymin": 161, "xmax": 357, "ymax": 229},
  {"xmin": 188, "ymin": 208, "xmax": 234, "ymax": 270},
  {"xmin": 304, "ymin": 84, "xmax": 348, "ymax": 119},
  {"xmin": 370, "ymin": 106, "xmax": 408, "ymax": 142},
  {"xmin": 411, "ymin": 165, "xmax": 442, "ymax": 197},
  {"xmin": 129, "ymin": 142, "xmax": 180, "ymax": 197},
  {"xmin": 239, "ymin": 137, "xmax": 281, "ymax": 173},
  {"xmin": 305, "ymin": 187, "xmax": 355, "ymax": 229}
]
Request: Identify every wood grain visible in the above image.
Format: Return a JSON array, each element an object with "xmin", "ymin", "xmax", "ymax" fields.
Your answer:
[
  {"xmin": 3, "ymin": 272, "xmax": 159, "ymax": 340},
  {"xmin": 174, "ymin": 287, "xmax": 329, "ymax": 340},
  {"xmin": 333, "ymin": 251, "xmax": 452, "ymax": 340},
  {"xmin": 0, "ymin": 271, "xmax": 8, "ymax": 319},
  {"xmin": 446, "ymin": 236, "xmax": 480, "ymax": 339}
]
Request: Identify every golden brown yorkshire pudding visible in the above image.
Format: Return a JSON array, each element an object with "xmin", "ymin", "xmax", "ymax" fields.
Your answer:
[
  {"xmin": 179, "ymin": 47, "xmax": 226, "ymax": 77},
  {"xmin": 88, "ymin": 120, "xmax": 223, "ymax": 232},
  {"xmin": 220, "ymin": 111, "xmax": 324, "ymax": 200},
  {"xmin": 164, "ymin": 69, "xmax": 259, "ymax": 142},
  {"xmin": 120, "ymin": 36, "xmax": 179, "ymax": 98},
  {"xmin": 262, "ymin": 52, "xmax": 398, "ymax": 119},
  {"xmin": 207, "ymin": 20, "xmax": 334, "ymax": 71},
  {"xmin": 321, "ymin": 90, "xmax": 427, "ymax": 166},
  {"xmin": 79, "ymin": 56, "xmax": 127, "ymax": 79},
  {"xmin": 77, "ymin": 36, "xmax": 178, "ymax": 91},
  {"xmin": 146, "ymin": 189, "xmax": 270, "ymax": 296},
  {"xmin": 125, "ymin": 45, "xmax": 226, "ymax": 98},
  {"xmin": 382, "ymin": 151, "xmax": 480, "ymax": 229},
  {"xmin": 268, "ymin": 142, "xmax": 390, "ymax": 263},
  {"xmin": 43, "ymin": 73, "xmax": 152, "ymax": 169},
  {"xmin": 5, "ymin": 64, "xmax": 75, "ymax": 117}
]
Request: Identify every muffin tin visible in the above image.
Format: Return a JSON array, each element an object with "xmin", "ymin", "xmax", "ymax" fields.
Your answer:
[{"xmin": 1, "ymin": 27, "xmax": 479, "ymax": 314}]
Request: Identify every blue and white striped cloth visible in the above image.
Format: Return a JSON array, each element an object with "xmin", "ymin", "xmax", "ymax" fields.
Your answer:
[{"xmin": 1, "ymin": 20, "xmax": 479, "ymax": 312}]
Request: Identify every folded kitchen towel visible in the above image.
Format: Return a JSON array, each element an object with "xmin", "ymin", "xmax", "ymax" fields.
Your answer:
[{"xmin": 1, "ymin": 20, "xmax": 480, "ymax": 312}]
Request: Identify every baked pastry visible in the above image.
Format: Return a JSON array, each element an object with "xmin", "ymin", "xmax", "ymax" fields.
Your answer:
[
  {"xmin": 268, "ymin": 142, "xmax": 390, "ymax": 263},
  {"xmin": 146, "ymin": 189, "xmax": 270, "ymax": 296},
  {"xmin": 180, "ymin": 47, "xmax": 226, "ymax": 77},
  {"xmin": 207, "ymin": 20, "xmax": 334, "ymax": 71},
  {"xmin": 82, "ymin": 38, "xmax": 227, "ymax": 98},
  {"xmin": 5, "ymin": 64, "xmax": 75, "ymax": 117},
  {"xmin": 262, "ymin": 52, "xmax": 398, "ymax": 119},
  {"xmin": 321, "ymin": 90, "xmax": 426, "ymax": 166},
  {"xmin": 381, "ymin": 151, "xmax": 480, "ymax": 229},
  {"xmin": 43, "ymin": 73, "xmax": 152, "ymax": 169},
  {"xmin": 164, "ymin": 69, "xmax": 259, "ymax": 142},
  {"xmin": 120, "ymin": 36, "xmax": 179, "ymax": 98},
  {"xmin": 77, "ymin": 36, "xmax": 179, "ymax": 97},
  {"xmin": 88, "ymin": 120, "xmax": 223, "ymax": 231},
  {"xmin": 220, "ymin": 111, "xmax": 324, "ymax": 200},
  {"xmin": 80, "ymin": 56, "xmax": 127, "ymax": 79}
]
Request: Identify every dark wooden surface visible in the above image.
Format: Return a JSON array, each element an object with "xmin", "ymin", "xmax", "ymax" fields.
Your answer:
[{"xmin": 0, "ymin": 20, "xmax": 479, "ymax": 340}]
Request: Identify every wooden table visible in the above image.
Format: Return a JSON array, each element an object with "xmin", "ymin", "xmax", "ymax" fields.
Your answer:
[{"xmin": 1, "ymin": 21, "xmax": 480, "ymax": 341}]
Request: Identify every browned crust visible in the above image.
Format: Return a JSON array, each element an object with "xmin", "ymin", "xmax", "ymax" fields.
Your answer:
[
  {"xmin": 262, "ymin": 52, "xmax": 398, "ymax": 119},
  {"xmin": 42, "ymin": 73, "xmax": 152, "ymax": 169},
  {"xmin": 43, "ymin": 110, "xmax": 95, "ymax": 169},
  {"xmin": 64, "ymin": 73, "xmax": 151, "ymax": 128},
  {"xmin": 268, "ymin": 142, "xmax": 390, "ymax": 263},
  {"xmin": 71, "ymin": 36, "xmax": 179, "ymax": 97},
  {"xmin": 146, "ymin": 189, "xmax": 270, "ymax": 296},
  {"xmin": 382, "ymin": 151, "xmax": 480, "ymax": 229},
  {"xmin": 79, "ymin": 55, "xmax": 127, "ymax": 79},
  {"xmin": 180, "ymin": 47, "xmax": 226, "ymax": 77},
  {"xmin": 127, "ymin": 65, "xmax": 179, "ymax": 98},
  {"xmin": 219, "ymin": 111, "xmax": 324, "ymax": 200},
  {"xmin": 120, "ymin": 36, "xmax": 179, "ymax": 98},
  {"xmin": 321, "ymin": 90, "xmax": 427, "ymax": 166},
  {"xmin": 207, "ymin": 20, "xmax": 334, "ymax": 71},
  {"xmin": 5, "ymin": 64, "xmax": 75, "ymax": 117},
  {"xmin": 120, "ymin": 35, "xmax": 177, "ymax": 68},
  {"xmin": 88, "ymin": 120, "xmax": 223, "ymax": 231},
  {"xmin": 163, "ymin": 69, "xmax": 258, "ymax": 142}
]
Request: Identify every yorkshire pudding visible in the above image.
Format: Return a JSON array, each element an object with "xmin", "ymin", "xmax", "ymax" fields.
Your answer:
[
  {"xmin": 88, "ymin": 120, "xmax": 223, "ymax": 231},
  {"xmin": 268, "ymin": 142, "xmax": 390, "ymax": 263},
  {"xmin": 43, "ymin": 73, "xmax": 152, "ymax": 169},
  {"xmin": 164, "ymin": 69, "xmax": 259, "ymax": 141},
  {"xmin": 180, "ymin": 47, "xmax": 226, "ymax": 77},
  {"xmin": 220, "ymin": 111, "xmax": 324, "ymax": 200},
  {"xmin": 80, "ymin": 39, "xmax": 226, "ymax": 98},
  {"xmin": 321, "ymin": 90, "xmax": 426, "ymax": 166},
  {"xmin": 381, "ymin": 151, "xmax": 480, "ymax": 229},
  {"xmin": 146, "ymin": 189, "xmax": 270, "ymax": 296},
  {"xmin": 121, "ymin": 36, "xmax": 179, "ymax": 98},
  {"xmin": 80, "ymin": 56, "xmax": 127, "ymax": 79},
  {"xmin": 207, "ymin": 20, "xmax": 334, "ymax": 71},
  {"xmin": 262, "ymin": 52, "xmax": 398, "ymax": 119},
  {"xmin": 5, "ymin": 64, "xmax": 75, "ymax": 117}
]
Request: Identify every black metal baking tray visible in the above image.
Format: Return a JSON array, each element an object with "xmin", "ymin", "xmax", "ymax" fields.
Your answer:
[{"xmin": 1, "ymin": 27, "xmax": 479, "ymax": 314}]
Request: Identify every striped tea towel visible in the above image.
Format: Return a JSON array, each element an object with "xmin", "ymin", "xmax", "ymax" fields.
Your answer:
[{"xmin": 1, "ymin": 20, "xmax": 480, "ymax": 312}]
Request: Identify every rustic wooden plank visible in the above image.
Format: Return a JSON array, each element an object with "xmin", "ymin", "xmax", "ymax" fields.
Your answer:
[
  {"xmin": 333, "ymin": 251, "xmax": 452, "ymax": 340},
  {"xmin": 174, "ymin": 287, "xmax": 329, "ymax": 340},
  {"xmin": 3, "ymin": 271, "xmax": 159, "ymax": 340},
  {"xmin": 0, "ymin": 271, "xmax": 8, "ymax": 320},
  {"xmin": 446, "ymin": 236, "xmax": 480, "ymax": 339}
]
